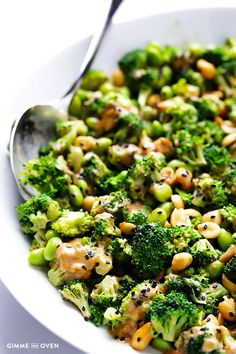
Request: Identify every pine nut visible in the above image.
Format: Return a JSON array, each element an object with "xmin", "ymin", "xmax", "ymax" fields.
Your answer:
[
  {"xmin": 196, "ymin": 59, "xmax": 216, "ymax": 79},
  {"xmin": 219, "ymin": 296, "xmax": 236, "ymax": 322},
  {"xmin": 172, "ymin": 252, "xmax": 193, "ymax": 273},
  {"xmin": 197, "ymin": 222, "xmax": 221, "ymax": 239},
  {"xmin": 171, "ymin": 195, "xmax": 184, "ymax": 209},
  {"xmin": 131, "ymin": 322, "xmax": 153, "ymax": 351},
  {"xmin": 202, "ymin": 210, "xmax": 222, "ymax": 225}
]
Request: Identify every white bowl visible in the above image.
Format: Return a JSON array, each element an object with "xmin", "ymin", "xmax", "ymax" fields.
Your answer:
[{"xmin": 1, "ymin": 7, "xmax": 236, "ymax": 354}]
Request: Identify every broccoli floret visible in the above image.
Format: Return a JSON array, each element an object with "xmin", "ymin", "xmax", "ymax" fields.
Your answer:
[
  {"xmin": 93, "ymin": 213, "xmax": 121, "ymax": 240},
  {"xmin": 168, "ymin": 225, "xmax": 202, "ymax": 252},
  {"xmin": 82, "ymin": 152, "xmax": 110, "ymax": 184},
  {"xmin": 111, "ymin": 238, "xmax": 132, "ymax": 275},
  {"xmin": 114, "ymin": 113, "xmax": 143, "ymax": 144},
  {"xmin": 224, "ymin": 255, "xmax": 236, "ymax": 283},
  {"xmin": 51, "ymin": 210, "xmax": 94, "ymax": 237},
  {"xmin": 186, "ymin": 120, "xmax": 224, "ymax": 145},
  {"xmin": 48, "ymin": 267, "xmax": 65, "ymax": 287},
  {"xmin": 20, "ymin": 156, "xmax": 68, "ymax": 197},
  {"xmin": 16, "ymin": 194, "xmax": 61, "ymax": 235},
  {"xmin": 118, "ymin": 49, "xmax": 147, "ymax": 74},
  {"xmin": 89, "ymin": 303, "xmax": 105, "ymax": 326},
  {"xmin": 225, "ymin": 169, "xmax": 236, "ymax": 196},
  {"xmin": 192, "ymin": 177, "xmax": 228, "ymax": 208},
  {"xmin": 125, "ymin": 153, "xmax": 166, "ymax": 200},
  {"xmin": 80, "ymin": 69, "xmax": 108, "ymax": 91},
  {"xmin": 220, "ymin": 204, "xmax": 236, "ymax": 230},
  {"xmin": 100, "ymin": 171, "xmax": 128, "ymax": 194},
  {"xmin": 91, "ymin": 191, "xmax": 129, "ymax": 223},
  {"xmin": 175, "ymin": 188, "xmax": 193, "ymax": 206},
  {"xmin": 163, "ymin": 99, "xmax": 198, "ymax": 134},
  {"xmin": 125, "ymin": 204, "xmax": 151, "ymax": 226},
  {"xmin": 189, "ymin": 239, "xmax": 220, "ymax": 267},
  {"xmin": 60, "ymin": 279, "xmax": 91, "ymax": 320},
  {"xmin": 173, "ymin": 130, "xmax": 207, "ymax": 167},
  {"xmin": 90, "ymin": 275, "xmax": 119, "ymax": 307},
  {"xmin": 165, "ymin": 273, "xmax": 227, "ymax": 315},
  {"xmin": 117, "ymin": 276, "xmax": 137, "ymax": 301},
  {"xmin": 171, "ymin": 78, "xmax": 200, "ymax": 97},
  {"xmin": 204, "ymin": 145, "xmax": 230, "ymax": 174},
  {"xmin": 191, "ymin": 96, "xmax": 222, "ymax": 119},
  {"xmin": 150, "ymin": 290, "xmax": 200, "ymax": 342},
  {"xmin": 131, "ymin": 223, "xmax": 174, "ymax": 279},
  {"xmin": 108, "ymin": 144, "xmax": 141, "ymax": 168},
  {"xmin": 177, "ymin": 316, "xmax": 236, "ymax": 354}
]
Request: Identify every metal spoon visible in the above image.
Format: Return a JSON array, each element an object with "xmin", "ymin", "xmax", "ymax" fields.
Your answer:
[{"xmin": 9, "ymin": 0, "xmax": 123, "ymax": 201}]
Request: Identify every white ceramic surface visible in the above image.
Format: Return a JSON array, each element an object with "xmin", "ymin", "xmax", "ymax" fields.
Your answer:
[{"xmin": 1, "ymin": 7, "xmax": 236, "ymax": 354}]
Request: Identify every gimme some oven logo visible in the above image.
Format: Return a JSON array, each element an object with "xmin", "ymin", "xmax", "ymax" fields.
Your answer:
[{"xmin": 6, "ymin": 343, "xmax": 60, "ymax": 350}]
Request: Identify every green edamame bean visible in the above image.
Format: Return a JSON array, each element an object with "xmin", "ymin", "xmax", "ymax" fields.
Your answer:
[
  {"xmin": 151, "ymin": 183, "xmax": 172, "ymax": 202},
  {"xmin": 68, "ymin": 146, "xmax": 83, "ymax": 173},
  {"xmin": 147, "ymin": 208, "xmax": 167, "ymax": 225},
  {"xmin": 86, "ymin": 117, "xmax": 100, "ymax": 129},
  {"xmin": 99, "ymin": 82, "xmax": 114, "ymax": 94},
  {"xmin": 28, "ymin": 248, "xmax": 47, "ymax": 266},
  {"xmin": 167, "ymin": 159, "xmax": 192, "ymax": 171},
  {"xmin": 217, "ymin": 229, "xmax": 234, "ymax": 251},
  {"xmin": 118, "ymin": 86, "xmax": 130, "ymax": 98},
  {"xmin": 77, "ymin": 179, "xmax": 88, "ymax": 196},
  {"xmin": 160, "ymin": 85, "xmax": 173, "ymax": 100},
  {"xmin": 159, "ymin": 202, "xmax": 173, "ymax": 218},
  {"xmin": 143, "ymin": 121, "xmax": 153, "ymax": 137},
  {"xmin": 142, "ymin": 106, "xmax": 157, "ymax": 121},
  {"xmin": 94, "ymin": 138, "xmax": 112, "ymax": 153},
  {"xmin": 44, "ymin": 237, "xmax": 62, "ymax": 261},
  {"xmin": 45, "ymin": 229, "xmax": 59, "ymax": 241},
  {"xmin": 68, "ymin": 184, "xmax": 84, "ymax": 208},
  {"xmin": 151, "ymin": 121, "xmax": 164, "ymax": 138},
  {"xmin": 151, "ymin": 337, "xmax": 171, "ymax": 352},
  {"xmin": 206, "ymin": 260, "xmax": 224, "ymax": 279}
]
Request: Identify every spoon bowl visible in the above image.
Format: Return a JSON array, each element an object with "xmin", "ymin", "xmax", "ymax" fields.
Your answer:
[{"xmin": 9, "ymin": 0, "xmax": 123, "ymax": 200}]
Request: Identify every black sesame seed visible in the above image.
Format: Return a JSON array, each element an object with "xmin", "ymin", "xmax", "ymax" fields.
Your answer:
[
  {"xmin": 104, "ymin": 251, "xmax": 110, "ymax": 256},
  {"xmin": 114, "ymin": 336, "xmax": 119, "ymax": 340},
  {"xmin": 141, "ymin": 289, "xmax": 146, "ymax": 294},
  {"xmin": 137, "ymin": 337, "xmax": 141, "ymax": 342},
  {"xmin": 82, "ymin": 265, "xmax": 87, "ymax": 270},
  {"xmin": 95, "ymin": 262, "xmax": 100, "ymax": 266},
  {"xmin": 85, "ymin": 255, "xmax": 89, "ymax": 260},
  {"xmin": 82, "ymin": 306, "xmax": 86, "ymax": 312},
  {"xmin": 157, "ymin": 210, "xmax": 163, "ymax": 214},
  {"xmin": 146, "ymin": 288, "xmax": 151, "ymax": 292},
  {"xmin": 212, "ymin": 284, "xmax": 217, "ymax": 289},
  {"xmin": 120, "ymin": 337, "xmax": 125, "ymax": 341},
  {"xmin": 84, "ymin": 317, "xmax": 89, "ymax": 321},
  {"xmin": 216, "ymin": 328, "xmax": 221, "ymax": 333},
  {"xmin": 105, "ymin": 260, "xmax": 110, "ymax": 265},
  {"xmin": 229, "ymin": 312, "xmax": 235, "ymax": 317},
  {"xmin": 210, "ymin": 215, "xmax": 216, "ymax": 219},
  {"xmin": 201, "ymin": 296, "xmax": 206, "ymax": 301},
  {"xmin": 203, "ymin": 224, "xmax": 208, "ymax": 229},
  {"xmin": 181, "ymin": 173, "xmax": 188, "ymax": 177},
  {"xmin": 65, "ymin": 245, "xmax": 72, "ymax": 248},
  {"xmin": 131, "ymin": 291, "xmax": 135, "ymax": 296}
]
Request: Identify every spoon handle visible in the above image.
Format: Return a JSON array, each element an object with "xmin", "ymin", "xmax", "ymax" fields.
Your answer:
[{"xmin": 63, "ymin": 0, "xmax": 123, "ymax": 97}]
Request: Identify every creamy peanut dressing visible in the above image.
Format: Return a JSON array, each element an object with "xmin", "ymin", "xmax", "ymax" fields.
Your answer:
[
  {"xmin": 56, "ymin": 238, "xmax": 112, "ymax": 280},
  {"xmin": 112, "ymin": 283, "xmax": 162, "ymax": 339}
]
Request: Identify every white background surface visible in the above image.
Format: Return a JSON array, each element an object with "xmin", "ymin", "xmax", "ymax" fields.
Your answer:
[{"xmin": 1, "ymin": 0, "xmax": 236, "ymax": 353}]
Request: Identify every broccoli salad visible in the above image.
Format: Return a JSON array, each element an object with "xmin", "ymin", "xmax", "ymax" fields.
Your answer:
[{"xmin": 16, "ymin": 38, "xmax": 236, "ymax": 353}]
